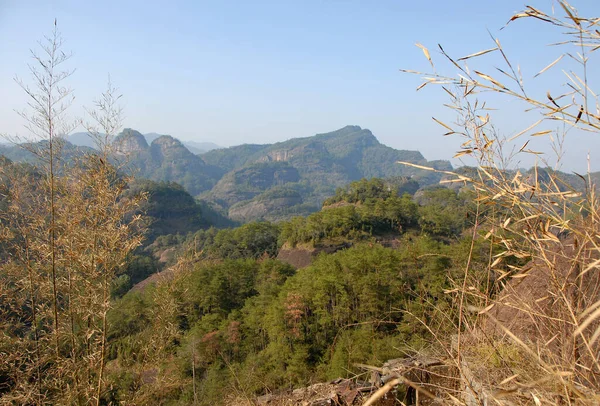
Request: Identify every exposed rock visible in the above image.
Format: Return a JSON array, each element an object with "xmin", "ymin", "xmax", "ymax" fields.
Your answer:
[{"xmin": 114, "ymin": 128, "xmax": 148, "ymax": 154}]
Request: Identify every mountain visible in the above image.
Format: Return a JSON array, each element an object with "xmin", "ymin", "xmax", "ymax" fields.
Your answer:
[
  {"xmin": 0, "ymin": 139, "xmax": 95, "ymax": 166},
  {"xmin": 0, "ymin": 126, "xmax": 454, "ymax": 222},
  {"xmin": 7, "ymin": 126, "xmax": 598, "ymax": 225},
  {"xmin": 113, "ymin": 128, "xmax": 223, "ymax": 195},
  {"xmin": 200, "ymin": 125, "xmax": 452, "ymax": 221},
  {"xmin": 144, "ymin": 133, "xmax": 221, "ymax": 154},
  {"xmin": 67, "ymin": 132, "xmax": 104, "ymax": 148},
  {"xmin": 178, "ymin": 140, "xmax": 221, "ymax": 154},
  {"xmin": 68, "ymin": 131, "xmax": 221, "ymax": 155}
]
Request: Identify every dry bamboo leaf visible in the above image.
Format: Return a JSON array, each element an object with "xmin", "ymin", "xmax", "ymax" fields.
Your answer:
[
  {"xmin": 509, "ymin": 119, "xmax": 543, "ymax": 141},
  {"xmin": 534, "ymin": 54, "xmax": 564, "ymax": 77},
  {"xmin": 453, "ymin": 149, "xmax": 473, "ymax": 158},
  {"xmin": 457, "ymin": 47, "xmax": 498, "ymax": 61},
  {"xmin": 563, "ymin": 70, "xmax": 582, "ymax": 90},
  {"xmin": 559, "ymin": 1, "xmax": 580, "ymax": 26},
  {"xmin": 580, "ymin": 298, "xmax": 600, "ymax": 320},
  {"xmin": 474, "ymin": 70, "xmax": 507, "ymax": 89},
  {"xmin": 589, "ymin": 327, "xmax": 600, "ymax": 348},
  {"xmin": 506, "ymin": 12, "xmax": 531, "ymax": 26},
  {"xmin": 442, "ymin": 86, "xmax": 457, "ymax": 101},
  {"xmin": 571, "ymin": 70, "xmax": 597, "ymax": 96},
  {"xmin": 440, "ymin": 178, "xmax": 469, "ymax": 184},
  {"xmin": 478, "ymin": 303, "xmax": 495, "ymax": 314},
  {"xmin": 544, "ymin": 333, "xmax": 558, "ymax": 346},
  {"xmin": 575, "ymin": 105, "xmax": 584, "ymax": 123},
  {"xmin": 399, "ymin": 69, "xmax": 423, "ymax": 74},
  {"xmin": 579, "ymin": 258, "xmax": 600, "ymax": 278},
  {"xmin": 547, "ymin": 91, "xmax": 561, "ymax": 108},
  {"xmin": 511, "ymin": 273, "xmax": 530, "ymax": 279},
  {"xmin": 415, "ymin": 42, "xmax": 433, "ymax": 68},
  {"xmin": 432, "ymin": 117, "xmax": 453, "ymax": 131},
  {"xmin": 543, "ymin": 231, "xmax": 560, "ymax": 242},
  {"xmin": 496, "ymin": 271, "xmax": 510, "ymax": 282}
]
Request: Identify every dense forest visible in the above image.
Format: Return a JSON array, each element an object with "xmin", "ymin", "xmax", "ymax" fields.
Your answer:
[{"xmin": 103, "ymin": 178, "xmax": 492, "ymax": 404}]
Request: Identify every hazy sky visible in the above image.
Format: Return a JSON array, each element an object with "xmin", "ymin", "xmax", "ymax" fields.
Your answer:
[{"xmin": 1, "ymin": 0, "xmax": 599, "ymax": 171}]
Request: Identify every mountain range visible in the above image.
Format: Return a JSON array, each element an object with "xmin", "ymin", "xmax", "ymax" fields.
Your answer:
[
  {"xmin": 2, "ymin": 125, "xmax": 598, "ymax": 224},
  {"xmin": 67, "ymin": 131, "xmax": 221, "ymax": 155},
  {"xmin": 114, "ymin": 125, "xmax": 452, "ymax": 221},
  {"xmin": 0, "ymin": 126, "xmax": 451, "ymax": 222}
]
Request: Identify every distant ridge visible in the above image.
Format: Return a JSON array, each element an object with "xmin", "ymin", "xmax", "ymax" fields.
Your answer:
[
  {"xmin": 5, "ymin": 125, "xmax": 454, "ymax": 222},
  {"xmin": 67, "ymin": 131, "xmax": 221, "ymax": 155}
]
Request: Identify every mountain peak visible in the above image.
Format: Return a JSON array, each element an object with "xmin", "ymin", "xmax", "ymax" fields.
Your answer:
[
  {"xmin": 114, "ymin": 128, "xmax": 148, "ymax": 154},
  {"xmin": 151, "ymin": 134, "xmax": 184, "ymax": 148}
]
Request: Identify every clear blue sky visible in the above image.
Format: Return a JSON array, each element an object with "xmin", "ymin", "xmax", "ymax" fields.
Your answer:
[{"xmin": 1, "ymin": 0, "xmax": 599, "ymax": 171}]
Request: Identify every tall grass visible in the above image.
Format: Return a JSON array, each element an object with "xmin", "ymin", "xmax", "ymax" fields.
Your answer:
[{"xmin": 396, "ymin": 1, "xmax": 600, "ymax": 404}]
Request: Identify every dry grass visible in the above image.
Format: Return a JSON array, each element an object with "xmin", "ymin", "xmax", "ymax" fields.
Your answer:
[{"xmin": 391, "ymin": 1, "xmax": 600, "ymax": 404}]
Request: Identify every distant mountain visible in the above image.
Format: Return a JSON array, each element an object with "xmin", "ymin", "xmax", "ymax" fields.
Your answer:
[
  {"xmin": 182, "ymin": 140, "xmax": 222, "ymax": 155},
  {"xmin": 144, "ymin": 133, "xmax": 221, "ymax": 154},
  {"xmin": 1, "ymin": 125, "xmax": 455, "ymax": 222},
  {"xmin": 0, "ymin": 139, "xmax": 95, "ymax": 166},
  {"xmin": 113, "ymin": 129, "xmax": 223, "ymax": 195},
  {"xmin": 199, "ymin": 125, "xmax": 452, "ymax": 221},
  {"xmin": 67, "ymin": 132, "xmax": 103, "ymax": 148},
  {"xmin": 142, "ymin": 132, "xmax": 162, "ymax": 144},
  {"xmin": 68, "ymin": 131, "xmax": 221, "ymax": 155}
]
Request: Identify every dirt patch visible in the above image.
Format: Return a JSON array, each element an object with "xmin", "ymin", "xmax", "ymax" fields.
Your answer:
[
  {"xmin": 277, "ymin": 243, "xmax": 352, "ymax": 269},
  {"xmin": 130, "ymin": 268, "xmax": 177, "ymax": 292}
]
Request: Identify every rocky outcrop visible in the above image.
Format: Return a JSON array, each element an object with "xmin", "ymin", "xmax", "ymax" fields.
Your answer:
[{"xmin": 114, "ymin": 128, "xmax": 148, "ymax": 154}]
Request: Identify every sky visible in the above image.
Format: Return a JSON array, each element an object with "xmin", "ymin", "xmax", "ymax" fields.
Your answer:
[{"xmin": 1, "ymin": 0, "xmax": 599, "ymax": 172}]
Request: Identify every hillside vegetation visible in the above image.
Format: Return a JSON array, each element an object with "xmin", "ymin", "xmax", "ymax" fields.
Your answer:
[{"xmin": 102, "ymin": 178, "xmax": 488, "ymax": 404}]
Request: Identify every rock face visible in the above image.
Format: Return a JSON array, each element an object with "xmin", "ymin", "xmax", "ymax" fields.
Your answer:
[
  {"xmin": 251, "ymin": 379, "xmax": 397, "ymax": 406},
  {"xmin": 229, "ymin": 194, "xmax": 303, "ymax": 222},
  {"xmin": 207, "ymin": 162, "xmax": 301, "ymax": 210},
  {"xmin": 113, "ymin": 130, "xmax": 222, "ymax": 195},
  {"xmin": 114, "ymin": 128, "xmax": 149, "ymax": 154}
]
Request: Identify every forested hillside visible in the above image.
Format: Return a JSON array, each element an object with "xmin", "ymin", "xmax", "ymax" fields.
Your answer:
[
  {"xmin": 102, "ymin": 178, "xmax": 489, "ymax": 404},
  {"xmin": 200, "ymin": 125, "xmax": 452, "ymax": 221}
]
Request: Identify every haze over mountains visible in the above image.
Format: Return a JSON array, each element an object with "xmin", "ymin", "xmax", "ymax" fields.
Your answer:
[
  {"xmin": 0, "ymin": 126, "xmax": 451, "ymax": 222},
  {"xmin": 3, "ymin": 125, "xmax": 598, "ymax": 225},
  {"xmin": 113, "ymin": 125, "xmax": 452, "ymax": 221},
  {"xmin": 67, "ymin": 131, "xmax": 222, "ymax": 155}
]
